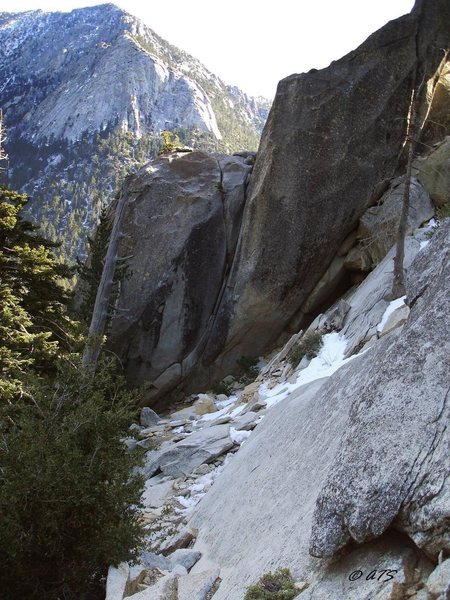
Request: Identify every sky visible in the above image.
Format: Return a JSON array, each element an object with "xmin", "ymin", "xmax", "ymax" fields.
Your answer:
[{"xmin": 2, "ymin": 0, "xmax": 415, "ymax": 98}]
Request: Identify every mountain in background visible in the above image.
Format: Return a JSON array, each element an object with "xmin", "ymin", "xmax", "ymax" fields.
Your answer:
[{"xmin": 0, "ymin": 3, "xmax": 270, "ymax": 259}]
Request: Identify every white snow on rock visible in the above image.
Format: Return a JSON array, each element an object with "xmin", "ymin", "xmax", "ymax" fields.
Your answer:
[
  {"xmin": 105, "ymin": 562, "xmax": 129, "ymax": 600},
  {"xmin": 229, "ymin": 427, "xmax": 251, "ymax": 445},
  {"xmin": 175, "ymin": 464, "xmax": 229, "ymax": 516},
  {"xmin": 260, "ymin": 332, "xmax": 358, "ymax": 408},
  {"xmin": 377, "ymin": 296, "xmax": 406, "ymax": 333}
]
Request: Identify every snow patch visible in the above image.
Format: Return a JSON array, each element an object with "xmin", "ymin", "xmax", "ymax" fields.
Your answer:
[
  {"xmin": 230, "ymin": 427, "xmax": 251, "ymax": 445},
  {"xmin": 377, "ymin": 296, "xmax": 406, "ymax": 333},
  {"xmin": 260, "ymin": 332, "xmax": 357, "ymax": 408}
]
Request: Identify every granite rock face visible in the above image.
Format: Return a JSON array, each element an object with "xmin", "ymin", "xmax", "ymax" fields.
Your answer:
[
  {"xmin": 310, "ymin": 222, "xmax": 450, "ymax": 559},
  {"xmin": 188, "ymin": 220, "xmax": 450, "ymax": 600},
  {"xmin": 199, "ymin": 0, "xmax": 450, "ymax": 376},
  {"xmin": 109, "ymin": 150, "xmax": 252, "ymax": 399}
]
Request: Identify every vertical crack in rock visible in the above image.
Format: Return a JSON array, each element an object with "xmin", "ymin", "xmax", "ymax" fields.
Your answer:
[{"xmin": 185, "ymin": 156, "xmax": 253, "ymax": 388}]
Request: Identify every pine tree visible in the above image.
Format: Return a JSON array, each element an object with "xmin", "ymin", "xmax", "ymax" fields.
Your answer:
[
  {"xmin": 0, "ymin": 188, "xmax": 145, "ymax": 599},
  {"xmin": 159, "ymin": 129, "xmax": 181, "ymax": 154},
  {"xmin": 0, "ymin": 187, "xmax": 79, "ymax": 399}
]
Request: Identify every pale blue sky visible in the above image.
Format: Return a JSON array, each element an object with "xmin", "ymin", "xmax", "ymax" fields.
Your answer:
[{"xmin": 1, "ymin": 1, "xmax": 415, "ymax": 98}]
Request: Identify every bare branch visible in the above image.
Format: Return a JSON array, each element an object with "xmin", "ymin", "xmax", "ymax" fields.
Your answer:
[{"xmin": 0, "ymin": 109, "xmax": 8, "ymax": 164}]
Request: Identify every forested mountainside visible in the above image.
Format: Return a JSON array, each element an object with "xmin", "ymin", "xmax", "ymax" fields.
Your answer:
[{"xmin": 0, "ymin": 4, "xmax": 270, "ymax": 260}]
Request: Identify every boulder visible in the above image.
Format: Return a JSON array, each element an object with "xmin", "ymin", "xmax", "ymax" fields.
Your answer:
[
  {"xmin": 231, "ymin": 411, "xmax": 259, "ymax": 431},
  {"xmin": 168, "ymin": 548, "xmax": 202, "ymax": 571},
  {"xmin": 172, "ymin": 564, "xmax": 188, "ymax": 576},
  {"xmin": 215, "ymin": 394, "xmax": 229, "ymax": 403},
  {"xmin": 144, "ymin": 440, "xmax": 178, "ymax": 477},
  {"xmin": 238, "ymin": 381, "xmax": 260, "ymax": 404},
  {"xmin": 414, "ymin": 137, "xmax": 450, "ymax": 207},
  {"xmin": 357, "ymin": 176, "xmax": 434, "ymax": 266},
  {"xmin": 241, "ymin": 398, "xmax": 266, "ymax": 414},
  {"xmin": 344, "ymin": 246, "xmax": 373, "ymax": 273},
  {"xmin": 193, "ymin": 394, "xmax": 217, "ymax": 416},
  {"xmin": 159, "ymin": 526, "xmax": 198, "ymax": 555},
  {"xmin": 145, "ymin": 425, "xmax": 233, "ymax": 478},
  {"xmin": 321, "ymin": 299, "xmax": 351, "ymax": 333},
  {"xmin": 169, "ymin": 407, "xmax": 198, "ymax": 421},
  {"xmin": 108, "ymin": 150, "xmax": 251, "ymax": 400},
  {"xmin": 140, "ymin": 407, "xmax": 161, "ymax": 427},
  {"xmin": 107, "ymin": 2, "xmax": 450, "ymax": 402},
  {"xmin": 204, "ymin": 414, "xmax": 232, "ymax": 427},
  {"xmin": 197, "ymin": 0, "xmax": 450, "ymax": 379},
  {"xmin": 258, "ymin": 331, "xmax": 303, "ymax": 378},
  {"xmin": 177, "ymin": 569, "xmax": 221, "ymax": 600},
  {"xmin": 377, "ymin": 303, "xmax": 410, "ymax": 337},
  {"xmin": 140, "ymin": 552, "xmax": 171, "ymax": 571}
]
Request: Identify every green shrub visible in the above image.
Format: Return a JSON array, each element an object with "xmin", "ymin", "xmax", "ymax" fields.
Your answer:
[
  {"xmin": 0, "ymin": 357, "xmax": 145, "ymax": 600},
  {"xmin": 211, "ymin": 379, "xmax": 234, "ymax": 396},
  {"xmin": 436, "ymin": 202, "xmax": 450, "ymax": 221},
  {"xmin": 288, "ymin": 330, "xmax": 323, "ymax": 368},
  {"xmin": 244, "ymin": 568, "xmax": 299, "ymax": 599},
  {"xmin": 236, "ymin": 356, "xmax": 259, "ymax": 383}
]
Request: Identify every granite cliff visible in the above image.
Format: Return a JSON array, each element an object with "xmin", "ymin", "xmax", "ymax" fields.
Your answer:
[{"xmin": 107, "ymin": 0, "xmax": 450, "ymax": 403}]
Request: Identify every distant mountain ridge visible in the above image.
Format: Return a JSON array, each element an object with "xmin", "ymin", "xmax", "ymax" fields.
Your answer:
[{"xmin": 0, "ymin": 3, "xmax": 270, "ymax": 259}]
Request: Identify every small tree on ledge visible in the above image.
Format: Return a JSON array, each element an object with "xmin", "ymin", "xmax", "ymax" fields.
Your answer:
[{"xmin": 159, "ymin": 130, "xmax": 182, "ymax": 155}]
